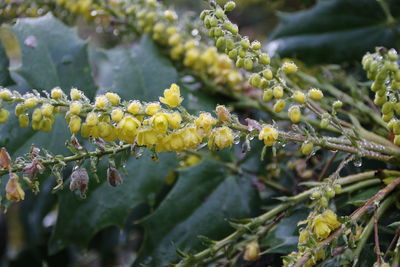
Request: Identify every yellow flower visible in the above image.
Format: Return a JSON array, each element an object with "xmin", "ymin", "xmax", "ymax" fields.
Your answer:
[
  {"xmin": 282, "ymin": 62, "xmax": 298, "ymax": 74},
  {"xmin": 117, "ymin": 115, "xmax": 141, "ymax": 143},
  {"xmin": 24, "ymin": 97, "xmax": 38, "ymax": 108},
  {"xmin": 182, "ymin": 126, "xmax": 202, "ymax": 149},
  {"xmin": 258, "ymin": 125, "xmax": 279, "ymax": 146},
  {"xmin": 288, "ymin": 105, "xmax": 301, "ymax": 123},
  {"xmin": 69, "ymin": 115, "xmax": 82, "ymax": 134},
  {"xmin": 195, "ymin": 113, "xmax": 216, "ymax": 136},
  {"xmin": 167, "ymin": 112, "xmax": 182, "ymax": 129},
  {"xmin": 111, "ymin": 108, "xmax": 124, "ymax": 122},
  {"xmin": 69, "ymin": 101, "xmax": 82, "ymax": 115},
  {"xmin": 151, "ymin": 112, "xmax": 169, "ymax": 133},
  {"xmin": 127, "ymin": 100, "xmax": 142, "ymax": 115},
  {"xmin": 41, "ymin": 104, "xmax": 54, "ymax": 117},
  {"xmin": 322, "ymin": 210, "xmax": 341, "ymax": 230},
  {"xmin": 243, "ymin": 241, "xmax": 260, "ymax": 261},
  {"xmin": 164, "ymin": 131, "xmax": 185, "ymax": 152},
  {"xmin": 292, "ymin": 91, "xmax": 306, "ymax": 104},
  {"xmin": 86, "ymin": 112, "xmax": 99, "ymax": 126},
  {"xmin": 137, "ymin": 127, "xmax": 159, "ymax": 147},
  {"xmin": 6, "ymin": 173, "xmax": 25, "ymax": 202},
  {"xmin": 208, "ymin": 126, "xmax": 234, "ymax": 150},
  {"xmin": 312, "ymin": 215, "xmax": 331, "ymax": 239},
  {"xmin": 159, "ymin": 83, "xmax": 183, "ymax": 108},
  {"xmin": 298, "ymin": 229, "xmax": 309, "ymax": 243},
  {"xmin": 145, "ymin": 102, "xmax": 161, "ymax": 115},
  {"xmin": 0, "ymin": 109, "xmax": 10, "ymax": 123},
  {"xmin": 0, "ymin": 88, "xmax": 12, "ymax": 101}
]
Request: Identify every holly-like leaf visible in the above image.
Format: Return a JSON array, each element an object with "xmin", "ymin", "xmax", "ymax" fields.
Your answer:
[
  {"xmin": 134, "ymin": 159, "xmax": 259, "ymax": 266},
  {"xmin": 267, "ymin": 0, "xmax": 400, "ymax": 63},
  {"xmin": 49, "ymin": 152, "xmax": 178, "ymax": 254},
  {"xmin": 1, "ymin": 12, "xmax": 97, "ymax": 97}
]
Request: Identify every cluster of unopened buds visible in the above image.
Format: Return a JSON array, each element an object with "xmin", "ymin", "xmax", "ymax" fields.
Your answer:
[
  {"xmin": 362, "ymin": 47, "xmax": 400, "ymax": 145},
  {"xmin": 125, "ymin": 0, "xmax": 244, "ymax": 88}
]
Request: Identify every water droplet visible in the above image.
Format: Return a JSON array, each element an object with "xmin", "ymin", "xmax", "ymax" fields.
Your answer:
[{"xmin": 353, "ymin": 158, "xmax": 362, "ymax": 167}]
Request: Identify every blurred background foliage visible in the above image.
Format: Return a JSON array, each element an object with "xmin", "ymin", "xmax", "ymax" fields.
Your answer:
[{"xmin": 0, "ymin": 0, "xmax": 399, "ymax": 266}]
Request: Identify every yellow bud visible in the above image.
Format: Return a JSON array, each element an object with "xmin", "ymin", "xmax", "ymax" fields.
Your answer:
[
  {"xmin": 243, "ymin": 241, "xmax": 260, "ymax": 261},
  {"xmin": 292, "ymin": 91, "xmax": 306, "ymax": 104},
  {"xmin": 15, "ymin": 104, "xmax": 25, "ymax": 116},
  {"xmin": 0, "ymin": 109, "xmax": 10, "ymax": 123},
  {"xmin": 51, "ymin": 87, "xmax": 63, "ymax": 99},
  {"xmin": 262, "ymin": 69, "xmax": 273, "ymax": 80},
  {"xmin": 258, "ymin": 125, "xmax": 278, "ymax": 146},
  {"xmin": 299, "ymin": 230, "xmax": 309, "ymax": 243},
  {"xmin": 159, "ymin": 83, "xmax": 183, "ymax": 108},
  {"xmin": 39, "ymin": 117, "xmax": 53, "ymax": 132},
  {"xmin": 41, "ymin": 103, "xmax": 54, "ymax": 117},
  {"xmin": 111, "ymin": 108, "xmax": 124, "ymax": 122},
  {"xmin": 216, "ymin": 105, "xmax": 231, "ymax": 122},
  {"xmin": 32, "ymin": 108, "xmax": 42, "ymax": 122},
  {"xmin": 308, "ymin": 88, "xmax": 324, "ymax": 101},
  {"xmin": 300, "ymin": 141, "xmax": 313, "ymax": 155},
  {"xmin": 105, "ymin": 92, "xmax": 120, "ymax": 106},
  {"xmin": 95, "ymin": 95, "xmax": 109, "ymax": 109},
  {"xmin": 263, "ymin": 89, "xmax": 273, "ymax": 102},
  {"xmin": 146, "ymin": 102, "xmax": 161, "ymax": 115},
  {"xmin": 70, "ymin": 88, "xmax": 83, "ymax": 100},
  {"xmin": 182, "ymin": 126, "xmax": 202, "ymax": 149},
  {"xmin": 168, "ymin": 33, "xmax": 181, "ymax": 46},
  {"xmin": 69, "ymin": 115, "xmax": 82, "ymax": 134},
  {"xmin": 86, "ymin": 112, "xmax": 99, "ymax": 126},
  {"xmin": 273, "ymin": 86, "xmax": 284, "ymax": 99},
  {"xmin": 282, "ymin": 62, "xmax": 298, "ymax": 74},
  {"xmin": 0, "ymin": 88, "xmax": 12, "ymax": 101},
  {"xmin": 24, "ymin": 97, "xmax": 39, "ymax": 109},
  {"xmin": 98, "ymin": 122, "xmax": 113, "ymax": 138},
  {"xmin": 69, "ymin": 101, "xmax": 82, "ymax": 115},
  {"xmin": 208, "ymin": 126, "xmax": 234, "ymax": 150},
  {"xmin": 273, "ymin": 99, "xmax": 286, "ymax": 113},
  {"xmin": 394, "ymin": 135, "xmax": 400, "ymax": 146},
  {"xmin": 288, "ymin": 105, "xmax": 301, "ymax": 123},
  {"xmin": 18, "ymin": 114, "xmax": 29, "ymax": 128},
  {"xmin": 164, "ymin": 10, "xmax": 177, "ymax": 21},
  {"xmin": 184, "ymin": 48, "xmax": 200, "ymax": 67},
  {"xmin": 127, "ymin": 100, "xmax": 142, "ymax": 115}
]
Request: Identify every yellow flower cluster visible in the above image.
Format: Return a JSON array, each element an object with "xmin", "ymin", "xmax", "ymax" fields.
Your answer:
[
  {"xmin": 131, "ymin": 0, "xmax": 244, "ymax": 89},
  {"xmin": 55, "ymin": 0, "xmax": 95, "ymax": 19},
  {"xmin": 311, "ymin": 210, "xmax": 341, "ymax": 239}
]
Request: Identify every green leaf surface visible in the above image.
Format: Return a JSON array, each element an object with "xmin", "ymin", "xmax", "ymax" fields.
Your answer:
[
  {"xmin": 105, "ymin": 35, "xmax": 178, "ymax": 101},
  {"xmin": 267, "ymin": 0, "xmax": 400, "ymax": 63},
  {"xmin": 2, "ymin": 13, "xmax": 96, "ymax": 97},
  {"xmin": 49, "ymin": 152, "xmax": 178, "ymax": 254},
  {"xmin": 261, "ymin": 207, "xmax": 308, "ymax": 254},
  {"xmin": 134, "ymin": 159, "xmax": 259, "ymax": 266},
  {"xmin": 0, "ymin": 41, "xmax": 13, "ymax": 86}
]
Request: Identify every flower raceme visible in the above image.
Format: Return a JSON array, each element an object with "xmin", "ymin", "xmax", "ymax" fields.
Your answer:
[{"xmin": 0, "ymin": 84, "xmax": 283, "ymax": 154}]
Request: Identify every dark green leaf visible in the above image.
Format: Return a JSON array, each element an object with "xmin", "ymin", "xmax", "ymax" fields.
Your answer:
[
  {"xmin": 134, "ymin": 159, "xmax": 259, "ymax": 266},
  {"xmin": 49, "ymin": 152, "xmax": 178, "ymax": 254},
  {"xmin": 267, "ymin": 0, "xmax": 400, "ymax": 63},
  {"xmin": 2, "ymin": 13, "xmax": 97, "ymax": 97}
]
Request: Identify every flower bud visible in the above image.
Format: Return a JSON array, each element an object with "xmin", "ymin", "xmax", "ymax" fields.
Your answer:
[
  {"xmin": 282, "ymin": 62, "xmax": 298, "ymax": 74},
  {"xmin": 300, "ymin": 141, "xmax": 313, "ymax": 155},
  {"xmin": 0, "ymin": 109, "xmax": 9, "ymax": 123},
  {"xmin": 127, "ymin": 100, "xmax": 142, "ymax": 114},
  {"xmin": 320, "ymin": 118, "xmax": 330, "ymax": 129},
  {"xmin": 146, "ymin": 102, "xmax": 161, "ymax": 115},
  {"xmin": 111, "ymin": 108, "xmax": 124, "ymax": 122},
  {"xmin": 332, "ymin": 100, "xmax": 343, "ymax": 109},
  {"xmin": 0, "ymin": 88, "xmax": 12, "ymax": 101},
  {"xmin": 262, "ymin": 69, "xmax": 273, "ymax": 80},
  {"xmin": 249, "ymin": 73, "xmax": 261, "ymax": 87},
  {"xmin": 251, "ymin": 41, "xmax": 261, "ymax": 50},
  {"xmin": 259, "ymin": 53, "xmax": 270, "ymax": 65},
  {"xmin": 324, "ymin": 187, "xmax": 336, "ymax": 198},
  {"xmin": 24, "ymin": 97, "xmax": 38, "ymax": 108},
  {"xmin": 95, "ymin": 95, "xmax": 109, "ymax": 109},
  {"xmin": 41, "ymin": 103, "xmax": 54, "ymax": 117},
  {"xmin": 19, "ymin": 114, "xmax": 29, "ymax": 128},
  {"xmin": 273, "ymin": 86, "xmax": 284, "ymax": 99},
  {"xmin": 292, "ymin": 91, "xmax": 306, "ymax": 104},
  {"xmin": 243, "ymin": 241, "xmax": 260, "ymax": 261},
  {"xmin": 308, "ymin": 88, "xmax": 324, "ymax": 101},
  {"xmin": 51, "ymin": 87, "xmax": 63, "ymax": 99},
  {"xmin": 105, "ymin": 92, "xmax": 121, "ymax": 106},
  {"xmin": 273, "ymin": 99, "xmax": 286, "ymax": 113},
  {"xmin": 70, "ymin": 88, "xmax": 83, "ymax": 100},
  {"xmin": 263, "ymin": 89, "xmax": 273, "ymax": 102},
  {"xmin": 288, "ymin": 105, "xmax": 301, "ymax": 123},
  {"xmin": 107, "ymin": 167, "xmax": 123, "ymax": 187},
  {"xmin": 86, "ymin": 112, "xmax": 99, "ymax": 126},
  {"xmin": 244, "ymin": 58, "xmax": 253, "ymax": 71},
  {"xmin": 69, "ymin": 115, "xmax": 82, "ymax": 134},
  {"xmin": 388, "ymin": 48, "xmax": 398, "ymax": 61},
  {"xmin": 224, "ymin": 1, "xmax": 236, "ymax": 11}
]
